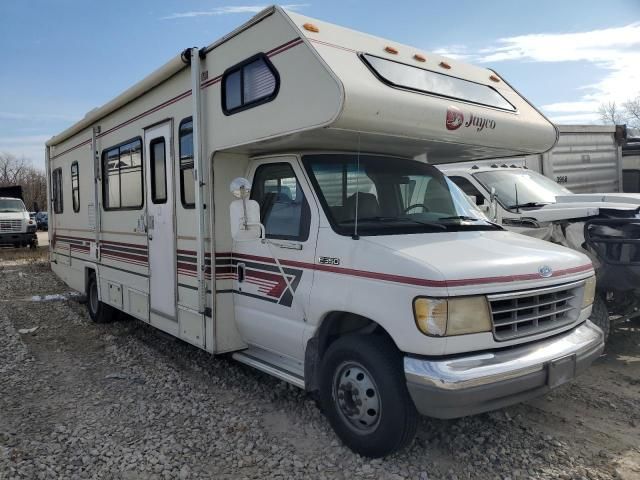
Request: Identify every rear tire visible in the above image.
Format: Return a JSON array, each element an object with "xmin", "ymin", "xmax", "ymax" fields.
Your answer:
[
  {"xmin": 591, "ymin": 295, "xmax": 610, "ymax": 342},
  {"xmin": 87, "ymin": 274, "xmax": 114, "ymax": 323},
  {"xmin": 319, "ymin": 334, "xmax": 418, "ymax": 458}
]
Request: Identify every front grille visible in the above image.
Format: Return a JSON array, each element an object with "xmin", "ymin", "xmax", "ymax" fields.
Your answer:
[
  {"xmin": 488, "ymin": 281, "xmax": 583, "ymax": 341},
  {"xmin": 0, "ymin": 219, "xmax": 22, "ymax": 233}
]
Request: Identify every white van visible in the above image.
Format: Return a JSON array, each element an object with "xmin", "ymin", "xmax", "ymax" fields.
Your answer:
[{"xmin": 46, "ymin": 6, "xmax": 604, "ymax": 457}]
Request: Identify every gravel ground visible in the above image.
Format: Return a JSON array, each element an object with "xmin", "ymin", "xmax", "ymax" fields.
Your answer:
[{"xmin": 1, "ymin": 249, "xmax": 639, "ymax": 479}]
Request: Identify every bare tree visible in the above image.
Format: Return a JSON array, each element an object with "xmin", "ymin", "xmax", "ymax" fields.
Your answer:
[
  {"xmin": 0, "ymin": 152, "xmax": 47, "ymax": 211},
  {"xmin": 622, "ymin": 96, "xmax": 640, "ymax": 128},
  {"xmin": 597, "ymin": 100, "xmax": 625, "ymax": 125}
]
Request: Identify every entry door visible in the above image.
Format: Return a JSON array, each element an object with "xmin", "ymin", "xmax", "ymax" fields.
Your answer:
[
  {"xmin": 232, "ymin": 158, "xmax": 318, "ymax": 362},
  {"xmin": 144, "ymin": 121, "xmax": 176, "ymax": 320}
]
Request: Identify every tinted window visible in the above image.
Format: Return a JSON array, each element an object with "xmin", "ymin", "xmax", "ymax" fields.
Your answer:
[
  {"xmin": 222, "ymin": 55, "xmax": 278, "ymax": 114},
  {"xmin": 448, "ymin": 175, "xmax": 484, "ymax": 205},
  {"xmin": 52, "ymin": 168, "xmax": 63, "ymax": 214},
  {"xmin": 150, "ymin": 138, "xmax": 167, "ymax": 204},
  {"xmin": 179, "ymin": 118, "xmax": 195, "ymax": 208},
  {"xmin": 362, "ymin": 54, "xmax": 515, "ymax": 111},
  {"xmin": 251, "ymin": 163, "xmax": 310, "ymax": 241},
  {"xmin": 71, "ymin": 161, "xmax": 80, "ymax": 212},
  {"xmin": 102, "ymin": 138, "xmax": 143, "ymax": 210}
]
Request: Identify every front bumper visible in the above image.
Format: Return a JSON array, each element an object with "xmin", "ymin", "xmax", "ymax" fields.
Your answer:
[
  {"xmin": 404, "ymin": 321, "xmax": 604, "ymax": 419},
  {"xmin": 0, "ymin": 231, "xmax": 37, "ymax": 245}
]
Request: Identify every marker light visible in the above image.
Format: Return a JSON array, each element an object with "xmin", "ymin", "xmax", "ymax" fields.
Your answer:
[
  {"xmin": 413, "ymin": 296, "xmax": 492, "ymax": 337},
  {"xmin": 439, "ymin": 61, "xmax": 451, "ymax": 69},
  {"xmin": 489, "ymin": 74, "xmax": 501, "ymax": 83},
  {"xmin": 385, "ymin": 46, "xmax": 399, "ymax": 54},
  {"xmin": 413, "ymin": 53, "xmax": 426, "ymax": 62},
  {"xmin": 582, "ymin": 276, "xmax": 596, "ymax": 308},
  {"xmin": 303, "ymin": 23, "xmax": 319, "ymax": 33}
]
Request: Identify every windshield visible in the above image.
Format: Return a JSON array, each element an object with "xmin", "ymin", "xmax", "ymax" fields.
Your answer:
[
  {"xmin": 0, "ymin": 198, "xmax": 26, "ymax": 213},
  {"xmin": 474, "ymin": 170, "xmax": 572, "ymax": 209},
  {"xmin": 303, "ymin": 154, "xmax": 496, "ymax": 236}
]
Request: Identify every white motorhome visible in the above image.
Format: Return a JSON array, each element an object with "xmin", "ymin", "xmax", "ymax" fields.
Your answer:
[{"xmin": 46, "ymin": 7, "xmax": 604, "ymax": 457}]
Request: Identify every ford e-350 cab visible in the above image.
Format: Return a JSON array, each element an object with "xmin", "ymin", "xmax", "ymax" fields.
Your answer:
[{"xmin": 46, "ymin": 6, "xmax": 603, "ymax": 458}]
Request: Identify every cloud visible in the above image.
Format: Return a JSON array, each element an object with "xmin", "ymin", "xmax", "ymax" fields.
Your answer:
[
  {"xmin": 434, "ymin": 23, "xmax": 640, "ymax": 124},
  {"xmin": 0, "ymin": 135, "xmax": 50, "ymax": 168},
  {"xmin": 162, "ymin": 4, "xmax": 309, "ymax": 20},
  {"xmin": 0, "ymin": 111, "xmax": 79, "ymax": 122}
]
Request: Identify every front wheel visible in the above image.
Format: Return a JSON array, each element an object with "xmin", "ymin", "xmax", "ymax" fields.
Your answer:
[
  {"xmin": 87, "ymin": 274, "xmax": 114, "ymax": 323},
  {"xmin": 591, "ymin": 295, "xmax": 610, "ymax": 342},
  {"xmin": 319, "ymin": 334, "xmax": 418, "ymax": 458}
]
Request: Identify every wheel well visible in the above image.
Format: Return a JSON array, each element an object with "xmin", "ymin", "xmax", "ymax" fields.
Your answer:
[
  {"xmin": 304, "ymin": 312, "xmax": 396, "ymax": 393},
  {"xmin": 84, "ymin": 267, "xmax": 96, "ymax": 296}
]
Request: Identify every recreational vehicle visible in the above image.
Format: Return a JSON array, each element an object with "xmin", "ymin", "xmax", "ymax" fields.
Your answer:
[{"xmin": 46, "ymin": 7, "xmax": 604, "ymax": 457}]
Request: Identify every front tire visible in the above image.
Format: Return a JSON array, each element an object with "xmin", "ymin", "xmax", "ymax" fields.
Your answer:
[
  {"xmin": 591, "ymin": 294, "xmax": 610, "ymax": 342},
  {"xmin": 319, "ymin": 334, "xmax": 418, "ymax": 458},
  {"xmin": 87, "ymin": 274, "xmax": 114, "ymax": 323}
]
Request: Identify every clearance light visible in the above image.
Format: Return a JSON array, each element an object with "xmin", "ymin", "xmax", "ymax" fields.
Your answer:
[
  {"xmin": 583, "ymin": 276, "xmax": 596, "ymax": 308},
  {"xmin": 439, "ymin": 61, "xmax": 451, "ymax": 70},
  {"xmin": 303, "ymin": 23, "xmax": 319, "ymax": 33},
  {"xmin": 413, "ymin": 53, "xmax": 426, "ymax": 62},
  {"xmin": 489, "ymin": 74, "xmax": 501, "ymax": 83},
  {"xmin": 385, "ymin": 46, "xmax": 399, "ymax": 54},
  {"xmin": 413, "ymin": 296, "xmax": 492, "ymax": 337}
]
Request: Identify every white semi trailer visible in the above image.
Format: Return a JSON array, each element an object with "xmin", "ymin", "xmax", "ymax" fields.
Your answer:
[{"xmin": 46, "ymin": 6, "xmax": 604, "ymax": 457}]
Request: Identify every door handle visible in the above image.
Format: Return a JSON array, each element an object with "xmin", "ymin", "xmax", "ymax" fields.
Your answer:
[
  {"xmin": 237, "ymin": 263, "xmax": 245, "ymax": 283},
  {"xmin": 268, "ymin": 240, "xmax": 303, "ymax": 250}
]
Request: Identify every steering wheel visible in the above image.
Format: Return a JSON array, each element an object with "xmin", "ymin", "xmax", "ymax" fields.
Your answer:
[{"xmin": 403, "ymin": 204, "xmax": 429, "ymax": 213}]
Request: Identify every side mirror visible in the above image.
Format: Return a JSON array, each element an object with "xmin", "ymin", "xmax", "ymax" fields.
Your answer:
[
  {"xmin": 488, "ymin": 187, "xmax": 502, "ymax": 223},
  {"xmin": 229, "ymin": 177, "xmax": 265, "ymax": 241}
]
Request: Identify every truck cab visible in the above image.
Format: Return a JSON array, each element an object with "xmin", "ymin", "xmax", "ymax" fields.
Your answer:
[
  {"xmin": 0, "ymin": 196, "xmax": 38, "ymax": 248},
  {"xmin": 226, "ymin": 151, "xmax": 603, "ymax": 457}
]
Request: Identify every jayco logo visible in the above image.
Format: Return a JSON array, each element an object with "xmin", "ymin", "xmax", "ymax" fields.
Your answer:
[{"xmin": 446, "ymin": 106, "xmax": 496, "ymax": 132}]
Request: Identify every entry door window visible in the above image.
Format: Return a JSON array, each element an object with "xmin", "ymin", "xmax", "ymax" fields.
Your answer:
[
  {"xmin": 251, "ymin": 163, "xmax": 310, "ymax": 241},
  {"xmin": 150, "ymin": 138, "xmax": 167, "ymax": 204}
]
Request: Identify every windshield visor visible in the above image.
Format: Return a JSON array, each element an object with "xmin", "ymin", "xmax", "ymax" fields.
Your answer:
[{"xmin": 303, "ymin": 154, "xmax": 494, "ymax": 236}]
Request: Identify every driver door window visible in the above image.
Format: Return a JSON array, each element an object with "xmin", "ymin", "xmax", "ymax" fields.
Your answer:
[{"xmin": 251, "ymin": 163, "xmax": 310, "ymax": 241}]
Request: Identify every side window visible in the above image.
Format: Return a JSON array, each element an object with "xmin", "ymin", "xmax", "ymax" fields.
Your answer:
[
  {"xmin": 449, "ymin": 175, "xmax": 485, "ymax": 205},
  {"xmin": 71, "ymin": 161, "xmax": 80, "ymax": 212},
  {"xmin": 250, "ymin": 163, "xmax": 310, "ymax": 241},
  {"xmin": 150, "ymin": 138, "xmax": 167, "ymax": 204},
  {"xmin": 222, "ymin": 54, "xmax": 279, "ymax": 115},
  {"xmin": 52, "ymin": 168, "xmax": 63, "ymax": 214},
  {"xmin": 179, "ymin": 118, "xmax": 195, "ymax": 208},
  {"xmin": 102, "ymin": 138, "xmax": 143, "ymax": 210}
]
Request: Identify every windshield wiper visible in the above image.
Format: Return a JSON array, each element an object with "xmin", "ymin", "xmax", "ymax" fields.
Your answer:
[
  {"xmin": 508, "ymin": 202, "xmax": 549, "ymax": 209},
  {"xmin": 349, "ymin": 216, "xmax": 446, "ymax": 230},
  {"xmin": 438, "ymin": 215, "xmax": 480, "ymax": 221}
]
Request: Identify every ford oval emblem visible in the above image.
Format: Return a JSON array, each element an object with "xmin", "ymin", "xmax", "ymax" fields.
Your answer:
[{"xmin": 538, "ymin": 265, "xmax": 553, "ymax": 278}]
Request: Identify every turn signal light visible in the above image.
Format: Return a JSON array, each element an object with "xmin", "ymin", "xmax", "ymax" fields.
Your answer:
[
  {"xmin": 385, "ymin": 46, "xmax": 399, "ymax": 54},
  {"xmin": 303, "ymin": 23, "xmax": 319, "ymax": 33}
]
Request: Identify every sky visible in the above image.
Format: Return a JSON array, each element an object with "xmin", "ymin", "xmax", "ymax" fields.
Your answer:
[{"xmin": 1, "ymin": 0, "xmax": 639, "ymax": 169}]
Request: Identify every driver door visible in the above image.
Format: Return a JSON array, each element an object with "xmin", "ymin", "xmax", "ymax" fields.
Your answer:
[{"xmin": 231, "ymin": 157, "xmax": 318, "ymax": 362}]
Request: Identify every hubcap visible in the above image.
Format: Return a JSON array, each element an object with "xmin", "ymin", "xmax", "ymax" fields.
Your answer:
[
  {"xmin": 89, "ymin": 281, "xmax": 99, "ymax": 314},
  {"xmin": 332, "ymin": 361, "xmax": 381, "ymax": 434}
]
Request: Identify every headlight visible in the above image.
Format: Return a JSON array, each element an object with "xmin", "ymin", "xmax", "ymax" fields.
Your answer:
[
  {"xmin": 582, "ymin": 276, "xmax": 596, "ymax": 308},
  {"xmin": 413, "ymin": 296, "xmax": 492, "ymax": 337}
]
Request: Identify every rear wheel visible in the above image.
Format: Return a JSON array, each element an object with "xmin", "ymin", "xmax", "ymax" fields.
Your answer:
[
  {"xmin": 87, "ymin": 274, "xmax": 114, "ymax": 323},
  {"xmin": 591, "ymin": 294, "xmax": 610, "ymax": 342},
  {"xmin": 319, "ymin": 334, "xmax": 418, "ymax": 458}
]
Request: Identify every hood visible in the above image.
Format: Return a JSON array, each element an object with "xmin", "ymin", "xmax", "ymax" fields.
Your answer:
[
  {"xmin": 507, "ymin": 200, "xmax": 640, "ymax": 223},
  {"xmin": 555, "ymin": 193, "xmax": 640, "ymax": 205},
  {"xmin": 360, "ymin": 230, "xmax": 592, "ymax": 295},
  {"xmin": 0, "ymin": 211, "xmax": 28, "ymax": 221}
]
